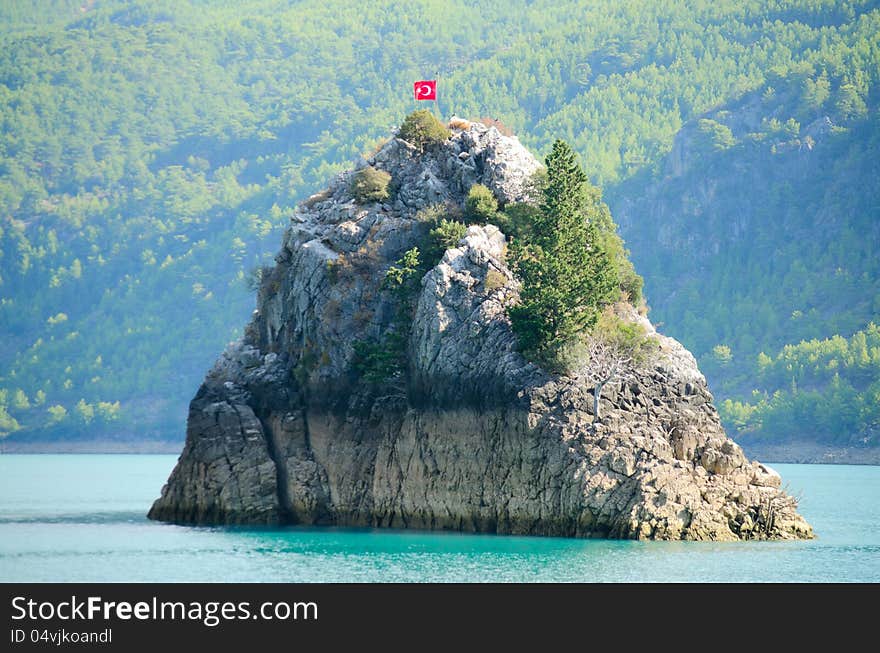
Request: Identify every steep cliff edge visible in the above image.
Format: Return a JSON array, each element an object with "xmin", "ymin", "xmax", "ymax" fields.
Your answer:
[{"xmin": 149, "ymin": 122, "xmax": 812, "ymax": 540}]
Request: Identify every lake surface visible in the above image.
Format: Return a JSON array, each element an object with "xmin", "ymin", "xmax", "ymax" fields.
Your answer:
[{"xmin": 0, "ymin": 454, "xmax": 878, "ymax": 582}]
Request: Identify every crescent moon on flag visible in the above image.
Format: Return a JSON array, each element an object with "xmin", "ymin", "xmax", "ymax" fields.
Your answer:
[{"xmin": 418, "ymin": 84, "xmax": 432, "ymax": 97}]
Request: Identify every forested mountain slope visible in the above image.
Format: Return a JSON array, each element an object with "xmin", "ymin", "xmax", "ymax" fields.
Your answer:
[
  {"xmin": 610, "ymin": 81, "xmax": 880, "ymax": 451},
  {"xmin": 1, "ymin": 0, "xmax": 878, "ymax": 454}
]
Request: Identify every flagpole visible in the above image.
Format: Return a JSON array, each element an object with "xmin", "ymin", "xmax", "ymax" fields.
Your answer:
[{"xmin": 434, "ymin": 70, "xmax": 442, "ymax": 120}]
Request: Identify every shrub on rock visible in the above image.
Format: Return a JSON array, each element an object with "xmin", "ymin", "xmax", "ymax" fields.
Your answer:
[
  {"xmin": 351, "ymin": 165, "xmax": 391, "ymax": 204},
  {"xmin": 398, "ymin": 109, "xmax": 450, "ymax": 150},
  {"xmin": 464, "ymin": 183, "xmax": 500, "ymax": 223},
  {"xmin": 425, "ymin": 218, "xmax": 468, "ymax": 266}
]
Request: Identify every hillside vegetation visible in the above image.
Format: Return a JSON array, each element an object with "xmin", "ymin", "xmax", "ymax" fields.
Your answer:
[
  {"xmin": 611, "ymin": 73, "xmax": 880, "ymax": 446},
  {"xmin": 0, "ymin": 0, "xmax": 877, "ymax": 448}
]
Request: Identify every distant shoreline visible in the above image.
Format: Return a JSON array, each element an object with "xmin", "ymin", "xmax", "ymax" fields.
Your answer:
[
  {"xmin": 2, "ymin": 438, "xmax": 879, "ymax": 465},
  {"xmin": 0, "ymin": 440, "xmax": 183, "ymax": 454},
  {"xmin": 738, "ymin": 440, "xmax": 880, "ymax": 466}
]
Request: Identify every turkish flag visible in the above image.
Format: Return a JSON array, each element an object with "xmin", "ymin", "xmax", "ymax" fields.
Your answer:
[{"xmin": 413, "ymin": 80, "xmax": 437, "ymax": 100}]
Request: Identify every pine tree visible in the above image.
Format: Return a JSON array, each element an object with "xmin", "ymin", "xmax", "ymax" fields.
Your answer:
[{"xmin": 509, "ymin": 140, "xmax": 618, "ymax": 355}]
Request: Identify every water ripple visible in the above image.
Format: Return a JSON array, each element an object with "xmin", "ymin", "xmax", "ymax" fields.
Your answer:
[{"xmin": 0, "ymin": 456, "xmax": 878, "ymax": 582}]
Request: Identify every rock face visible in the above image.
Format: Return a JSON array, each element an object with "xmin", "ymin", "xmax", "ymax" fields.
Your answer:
[{"xmin": 149, "ymin": 122, "xmax": 813, "ymax": 540}]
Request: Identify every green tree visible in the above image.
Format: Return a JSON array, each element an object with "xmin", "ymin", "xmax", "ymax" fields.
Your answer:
[
  {"xmin": 46, "ymin": 405, "xmax": 67, "ymax": 424},
  {"xmin": 96, "ymin": 401, "xmax": 121, "ymax": 421},
  {"xmin": 695, "ymin": 119, "xmax": 736, "ymax": 154},
  {"xmin": 383, "ymin": 247, "xmax": 422, "ymax": 299},
  {"xmin": 509, "ymin": 140, "xmax": 619, "ymax": 356},
  {"xmin": 12, "ymin": 389, "xmax": 30, "ymax": 410},
  {"xmin": 353, "ymin": 247, "xmax": 424, "ymax": 385},
  {"xmin": 464, "ymin": 184, "xmax": 500, "ymax": 223},
  {"xmin": 74, "ymin": 399, "xmax": 95, "ymax": 424},
  {"xmin": 0, "ymin": 407, "xmax": 20, "ymax": 436},
  {"xmin": 802, "ymin": 71, "xmax": 831, "ymax": 114},
  {"xmin": 495, "ymin": 202, "xmax": 540, "ymax": 240},
  {"xmin": 398, "ymin": 110, "xmax": 450, "ymax": 151},
  {"xmin": 352, "ymin": 338, "xmax": 405, "ymax": 385},
  {"xmin": 835, "ymin": 82, "xmax": 868, "ymax": 121},
  {"xmin": 351, "ymin": 166, "xmax": 391, "ymax": 204},
  {"xmin": 426, "ymin": 219, "xmax": 468, "ymax": 265},
  {"xmin": 711, "ymin": 344, "xmax": 733, "ymax": 365}
]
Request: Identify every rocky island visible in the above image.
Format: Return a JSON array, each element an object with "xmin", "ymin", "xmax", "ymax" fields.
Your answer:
[{"xmin": 149, "ymin": 115, "xmax": 813, "ymax": 541}]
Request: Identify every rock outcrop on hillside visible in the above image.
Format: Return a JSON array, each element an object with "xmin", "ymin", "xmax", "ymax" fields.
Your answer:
[{"xmin": 149, "ymin": 121, "xmax": 813, "ymax": 540}]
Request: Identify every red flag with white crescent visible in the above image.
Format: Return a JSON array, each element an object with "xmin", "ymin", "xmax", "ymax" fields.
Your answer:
[{"xmin": 413, "ymin": 80, "xmax": 437, "ymax": 100}]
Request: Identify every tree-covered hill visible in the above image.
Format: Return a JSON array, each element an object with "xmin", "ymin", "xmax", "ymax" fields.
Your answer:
[
  {"xmin": 1, "ymin": 0, "xmax": 878, "ymax": 453},
  {"xmin": 611, "ymin": 94, "xmax": 880, "ymax": 448}
]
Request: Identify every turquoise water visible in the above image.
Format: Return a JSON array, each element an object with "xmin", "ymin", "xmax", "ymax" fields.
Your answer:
[{"xmin": 0, "ymin": 454, "xmax": 878, "ymax": 582}]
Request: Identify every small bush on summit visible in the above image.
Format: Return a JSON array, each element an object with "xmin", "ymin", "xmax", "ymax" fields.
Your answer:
[
  {"xmin": 351, "ymin": 166, "xmax": 391, "ymax": 204},
  {"xmin": 398, "ymin": 110, "xmax": 450, "ymax": 150}
]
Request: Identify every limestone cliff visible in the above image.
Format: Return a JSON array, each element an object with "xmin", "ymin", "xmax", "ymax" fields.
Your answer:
[{"xmin": 149, "ymin": 121, "xmax": 813, "ymax": 540}]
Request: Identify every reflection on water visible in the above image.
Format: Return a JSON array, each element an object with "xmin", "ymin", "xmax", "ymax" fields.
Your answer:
[{"xmin": 0, "ymin": 454, "xmax": 878, "ymax": 582}]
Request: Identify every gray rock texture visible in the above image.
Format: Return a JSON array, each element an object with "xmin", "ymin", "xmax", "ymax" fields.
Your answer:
[{"xmin": 149, "ymin": 122, "xmax": 813, "ymax": 540}]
